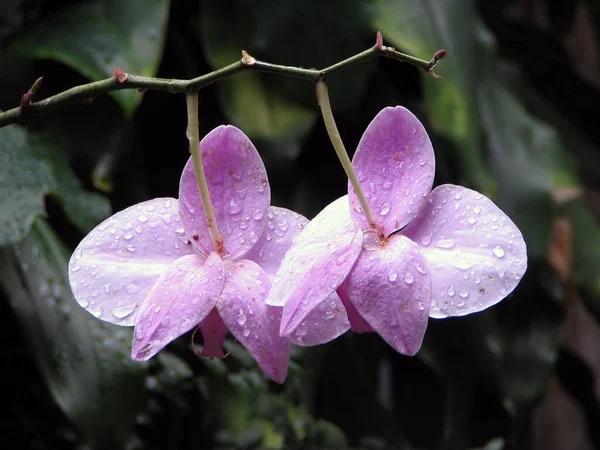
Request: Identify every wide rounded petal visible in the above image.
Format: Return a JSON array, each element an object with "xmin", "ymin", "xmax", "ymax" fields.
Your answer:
[
  {"xmin": 68, "ymin": 198, "xmax": 195, "ymax": 326},
  {"xmin": 242, "ymin": 206, "xmax": 309, "ymax": 275},
  {"xmin": 218, "ymin": 259, "xmax": 290, "ymax": 383},
  {"xmin": 349, "ymin": 107, "xmax": 435, "ymax": 236},
  {"xmin": 266, "ymin": 197, "xmax": 362, "ymax": 336},
  {"xmin": 343, "ymin": 232, "xmax": 431, "ymax": 356},
  {"xmin": 179, "ymin": 125, "xmax": 270, "ymax": 257},
  {"xmin": 131, "ymin": 252, "xmax": 224, "ymax": 361},
  {"xmin": 288, "ymin": 293, "xmax": 350, "ymax": 346},
  {"xmin": 403, "ymin": 184, "xmax": 528, "ymax": 318}
]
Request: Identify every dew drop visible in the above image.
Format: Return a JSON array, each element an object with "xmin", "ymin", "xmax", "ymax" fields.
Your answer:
[
  {"xmin": 236, "ymin": 313, "xmax": 247, "ymax": 326},
  {"xmin": 242, "ymin": 328, "xmax": 251, "ymax": 337},
  {"xmin": 124, "ymin": 232, "xmax": 133, "ymax": 240},
  {"xmin": 228, "ymin": 199, "xmax": 242, "ymax": 214},
  {"xmin": 126, "ymin": 283, "xmax": 141, "ymax": 294},
  {"xmin": 447, "ymin": 285, "xmax": 455, "ymax": 297},
  {"xmin": 89, "ymin": 306, "xmax": 103, "ymax": 317},
  {"xmin": 382, "ymin": 181, "xmax": 392, "ymax": 190},
  {"xmin": 459, "ymin": 290, "xmax": 469, "ymax": 298},
  {"xmin": 112, "ymin": 305, "xmax": 136, "ymax": 319},
  {"xmin": 379, "ymin": 203, "xmax": 391, "ymax": 216},
  {"xmin": 416, "ymin": 263, "xmax": 427, "ymax": 274},
  {"xmin": 492, "ymin": 246, "xmax": 506, "ymax": 258},
  {"xmin": 138, "ymin": 215, "xmax": 148, "ymax": 223},
  {"xmin": 403, "ymin": 273, "xmax": 414, "ymax": 285},
  {"xmin": 452, "ymin": 260, "xmax": 473, "ymax": 270},
  {"xmin": 467, "ymin": 217, "xmax": 476, "ymax": 224},
  {"xmin": 253, "ymin": 209, "xmax": 264, "ymax": 221},
  {"xmin": 417, "ymin": 301, "xmax": 426, "ymax": 311},
  {"xmin": 154, "ymin": 306, "xmax": 161, "ymax": 314},
  {"xmin": 74, "ymin": 249, "xmax": 83, "ymax": 259},
  {"xmin": 369, "ymin": 182, "xmax": 377, "ymax": 194},
  {"xmin": 388, "ymin": 271, "xmax": 397, "ymax": 282},
  {"xmin": 473, "ymin": 206, "xmax": 481, "ymax": 215},
  {"xmin": 421, "ymin": 233, "xmax": 432, "ymax": 246},
  {"xmin": 146, "ymin": 204, "xmax": 156, "ymax": 212},
  {"xmin": 239, "ymin": 221, "xmax": 249, "ymax": 230},
  {"xmin": 436, "ymin": 238, "xmax": 456, "ymax": 249}
]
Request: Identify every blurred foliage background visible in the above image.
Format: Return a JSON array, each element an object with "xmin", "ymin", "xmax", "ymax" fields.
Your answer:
[{"xmin": 2, "ymin": 0, "xmax": 600, "ymax": 449}]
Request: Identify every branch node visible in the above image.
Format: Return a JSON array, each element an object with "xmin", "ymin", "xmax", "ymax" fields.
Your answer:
[
  {"xmin": 375, "ymin": 31, "xmax": 384, "ymax": 50},
  {"xmin": 427, "ymin": 49, "xmax": 446, "ymax": 79},
  {"xmin": 81, "ymin": 97, "xmax": 94, "ymax": 105},
  {"xmin": 20, "ymin": 77, "xmax": 43, "ymax": 115},
  {"xmin": 113, "ymin": 67, "xmax": 129, "ymax": 84},
  {"xmin": 241, "ymin": 50, "xmax": 256, "ymax": 66}
]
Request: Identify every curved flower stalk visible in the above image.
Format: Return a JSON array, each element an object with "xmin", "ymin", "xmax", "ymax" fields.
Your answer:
[
  {"xmin": 267, "ymin": 106, "xmax": 528, "ymax": 355},
  {"xmin": 68, "ymin": 125, "xmax": 347, "ymax": 383}
]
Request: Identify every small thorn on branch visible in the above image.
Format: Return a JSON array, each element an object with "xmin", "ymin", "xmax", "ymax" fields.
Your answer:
[
  {"xmin": 375, "ymin": 31, "xmax": 384, "ymax": 50},
  {"xmin": 20, "ymin": 77, "xmax": 43, "ymax": 115},
  {"xmin": 427, "ymin": 49, "xmax": 446, "ymax": 79},
  {"xmin": 113, "ymin": 67, "xmax": 129, "ymax": 83},
  {"xmin": 241, "ymin": 50, "xmax": 256, "ymax": 66}
]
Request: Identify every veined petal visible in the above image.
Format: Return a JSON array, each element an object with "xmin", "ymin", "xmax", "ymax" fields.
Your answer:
[
  {"xmin": 267, "ymin": 197, "xmax": 362, "ymax": 336},
  {"xmin": 68, "ymin": 198, "xmax": 194, "ymax": 326},
  {"xmin": 343, "ymin": 233, "xmax": 431, "ymax": 356},
  {"xmin": 403, "ymin": 184, "xmax": 527, "ymax": 318},
  {"xmin": 218, "ymin": 259, "xmax": 290, "ymax": 383},
  {"xmin": 350, "ymin": 107, "xmax": 435, "ymax": 236},
  {"xmin": 242, "ymin": 206, "xmax": 309, "ymax": 275},
  {"xmin": 289, "ymin": 293, "xmax": 350, "ymax": 346},
  {"xmin": 131, "ymin": 253, "xmax": 224, "ymax": 361},
  {"xmin": 179, "ymin": 125, "xmax": 270, "ymax": 257}
]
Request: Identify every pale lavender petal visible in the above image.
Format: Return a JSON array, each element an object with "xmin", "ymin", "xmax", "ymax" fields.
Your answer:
[
  {"xmin": 131, "ymin": 252, "xmax": 224, "ymax": 361},
  {"xmin": 218, "ymin": 259, "xmax": 290, "ymax": 383},
  {"xmin": 350, "ymin": 107, "xmax": 435, "ymax": 236},
  {"xmin": 342, "ymin": 232, "xmax": 431, "ymax": 355},
  {"xmin": 337, "ymin": 283, "xmax": 374, "ymax": 333},
  {"xmin": 403, "ymin": 184, "xmax": 527, "ymax": 318},
  {"xmin": 242, "ymin": 206, "xmax": 309, "ymax": 275},
  {"xmin": 68, "ymin": 198, "xmax": 195, "ymax": 326},
  {"xmin": 266, "ymin": 197, "xmax": 362, "ymax": 337},
  {"xmin": 288, "ymin": 293, "xmax": 350, "ymax": 346},
  {"xmin": 179, "ymin": 125, "xmax": 270, "ymax": 257},
  {"xmin": 196, "ymin": 307, "xmax": 229, "ymax": 359}
]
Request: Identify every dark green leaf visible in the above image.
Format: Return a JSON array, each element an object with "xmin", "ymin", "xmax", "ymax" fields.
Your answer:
[
  {"xmin": 0, "ymin": 219, "xmax": 147, "ymax": 449},
  {"xmin": 0, "ymin": 122, "xmax": 111, "ymax": 246},
  {"xmin": 9, "ymin": 0, "xmax": 170, "ymax": 116},
  {"xmin": 0, "ymin": 125, "xmax": 56, "ymax": 245}
]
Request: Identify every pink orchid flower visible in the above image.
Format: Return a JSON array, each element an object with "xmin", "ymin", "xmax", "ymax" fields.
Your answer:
[
  {"xmin": 68, "ymin": 125, "xmax": 348, "ymax": 383},
  {"xmin": 267, "ymin": 107, "xmax": 528, "ymax": 355}
]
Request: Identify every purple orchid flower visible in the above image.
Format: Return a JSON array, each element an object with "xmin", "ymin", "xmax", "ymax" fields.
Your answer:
[
  {"xmin": 68, "ymin": 125, "xmax": 348, "ymax": 383},
  {"xmin": 267, "ymin": 106, "xmax": 528, "ymax": 355}
]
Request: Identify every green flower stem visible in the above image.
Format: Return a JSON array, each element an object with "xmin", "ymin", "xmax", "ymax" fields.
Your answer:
[
  {"xmin": 186, "ymin": 93, "xmax": 224, "ymax": 253},
  {"xmin": 317, "ymin": 79, "xmax": 376, "ymax": 227},
  {"xmin": 0, "ymin": 35, "xmax": 442, "ymax": 128}
]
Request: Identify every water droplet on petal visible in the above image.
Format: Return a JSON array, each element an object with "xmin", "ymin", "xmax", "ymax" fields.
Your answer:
[
  {"xmin": 447, "ymin": 285, "xmax": 455, "ymax": 297},
  {"xmin": 379, "ymin": 203, "xmax": 391, "ymax": 216},
  {"xmin": 436, "ymin": 239, "xmax": 456, "ymax": 249},
  {"xmin": 388, "ymin": 271, "xmax": 397, "ymax": 282},
  {"xmin": 421, "ymin": 233, "xmax": 432, "ymax": 246},
  {"xmin": 229, "ymin": 199, "xmax": 242, "ymax": 214},
  {"xmin": 492, "ymin": 246, "xmax": 506, "ymax": 258},
  {"xmin": 459, "ymin": 290, "xmax": 469, "ymax": 298},
  {"xmin": 382, "ymin": 181, "xmax": 392, "ymax": 190},
  {"xmin": 89, "ymin": 306, "xmax": 103, "ymax": 317},
  {"xmin": 242, "ymin": 328, "xmax": 251, "ymax": 337},
  {"xmin": 124, "ymin": 232, "xmax": 133, "ymax": 240},
  {"xmin": 467, "ymin": 217, "xmax": 476, "ymax": 224},
  {"xmin": 403, "ymin": 273, "xmax": 414, "ymax": 285},
  {"xmin": 138, "ymin": 215, "xmax": 148, "ymax": 223},
  {"xmin": 112, "ymin": 305, "xmax": 136, "ymax": 319},
  {"xmin": 126, "ymin": 283, "xmax": 141, "ymax": 294},
  {"xmin": 236, "ymin": 313, "xmax": 247, "ymax": 326},
  {"xmin": 252, "ymin": 209, "xmax": 264, "ymax": 221},
  {"xmin": 473, "ymin": 206, "xmax": 481, "ymax": 215}
]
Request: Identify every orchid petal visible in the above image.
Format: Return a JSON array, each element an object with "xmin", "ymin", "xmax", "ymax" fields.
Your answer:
[
  {"xmin": 242, "ymin": 206, "xmax": 309, "ymax": 275},
  {"xmin": 218, "ymin": 259, "xmax": 289, "ymax": 383},
  {"xmin": 350, "ymin": 107, "xmax": 435, "ymax": 235},
  {"xmin": 403, "ymin": 184, "xmax": 527, "ymax": 318},
  {"xmin": 179, "ymin": 125, "xmax": 270, "ymax": 257},
  {"xmin": 343, "ymin": 233, "xmax": 431, "ymax": 355},
  {"xmin": 337, "ymin": 282, "xmax": 374, "ymax": 333},
  {"xmin": 267, "ymin": 196, "xmax": 362, "ymax": 336},
  {"xmin": 196, "ymin": 307, "xmax": 229, "ymax": 359},
  {"xmin": 289, "ymin": 293, "xmax": 350, "ymax": 346},
  {"xmin": 68, "ymin": 198, "xmax": 194, "ymax": 326},
  {"xmin": 131, "ymin": 252, "xmax": 225, "ymax": 361}
]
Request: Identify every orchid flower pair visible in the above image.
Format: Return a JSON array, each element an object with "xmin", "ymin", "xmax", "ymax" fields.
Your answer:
[
  {"xmin": 68, "ymin": 125, "xmax": 349, "ymax": 383},
  {"xmin": 68, "ymin": 104, "xmax": 527, "ymax": 383}
]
